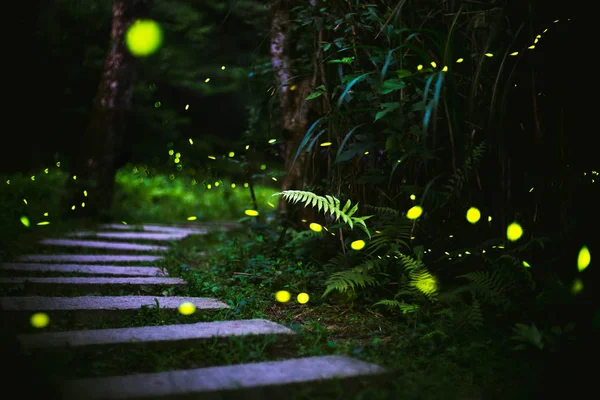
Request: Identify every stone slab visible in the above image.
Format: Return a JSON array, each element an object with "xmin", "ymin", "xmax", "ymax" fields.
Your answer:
[
  {"xmin": 0, "ymin": 263, "xmax": 167, "ymax": 276},
  {"xmin": 66, "ymin": 232, "xmax": 189, "ymax": 241},
  {"xmin": 0, "ymin": 277, "xmax": 185, "ymax": 286},
  {"xmin": 39, "ymin": 239, "xmax": 169, "ymax": 252},
  {"xmin": 99, "ymin": 224, "xmax": 209, "ymax": 234},
  {"xmin": 15, "ymin": 255, "xmax": 163, "ymax": 263},
  {"xmin": 61, "ymin": 355, "xmax": 387, "ymax": 400},
  {"xmin": 0, "ymin": 296, "xmax": 229, "ymax": 311},
  {"xmin": 18, "ymin": 319, "xmax": 294, "ymax": 349},
  {"xmin": 0, "ymin": 277, "xmax": 186, "ymax": 295}
]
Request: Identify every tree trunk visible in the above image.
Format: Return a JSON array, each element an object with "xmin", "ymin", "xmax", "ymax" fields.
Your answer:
[
  {"xmin": 270, "ymin": 0, "xmax": 318, "ymax": 225},
  {"xmin": 62, "ymin": 0, "xmax": 153, "ymax": 221}
]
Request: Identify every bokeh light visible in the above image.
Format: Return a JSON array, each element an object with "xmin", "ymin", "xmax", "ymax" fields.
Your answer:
[
  {"xmin": 125, "ymin": 19, "xmax": 163, "ymax": 57},
  {"xmin": 30, "ymin": 312, "xmax": 50, "ymax": 328},
  {"xmin": 275, "ymin": 290, "xmax": 291, "ymax": 302},
  {"xmin": 178, "ymin": 302, "xmax": 196, "ymax": 315}
]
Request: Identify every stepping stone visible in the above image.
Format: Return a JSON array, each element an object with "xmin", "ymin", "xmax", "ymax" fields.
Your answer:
[
  {"xmin": 60, "ymin": 355, "xmax": 388, "ymax": 400},
  {"xmin": 15, "ymin": 255, "xmax": 163, "ymax": 263},
  {"xmin": 100, "ymin": 224, "xmax": 209, "ymax": 234},
  {"xmin": 0, "ymin": 263, "xmax": 167, "ymax": 277},
  {"xmin": 66, "ymin": 232, "xmax": 189, "ymax": 241},
  {"xmin": 0, "ymin": 277, "xmax": 186, "ymax": 295},
  {"xmin": 18, "ymin": 319, "xmax": 294, "ymax": 349},
  {"xmin": 39, "ymin": 239, "xmax": 168, "ymax": 252},
  {"xmin": 1, "ymin": 296, "xmax": 228, "ymax": 312}
]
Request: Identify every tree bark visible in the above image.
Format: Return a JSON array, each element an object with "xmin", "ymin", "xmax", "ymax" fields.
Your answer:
[
  {"xmin": 62, "ymin": 0, "xmax": 153, "ymax": 221},
  {"xmin": 270, "ymin": 0, "xmax": 317, "ymax": 221}
]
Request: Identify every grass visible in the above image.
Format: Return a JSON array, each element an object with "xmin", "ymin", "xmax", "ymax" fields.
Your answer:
[{"xmin": 0, "ymin": 166, "xmax": 544, "ymax": 400}]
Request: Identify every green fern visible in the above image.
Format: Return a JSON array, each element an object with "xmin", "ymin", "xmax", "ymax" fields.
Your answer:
[
  {"xmin": 272, "ymin": 190, "xmax": 373, "ymax": 238},
  {"xmin": 444, "ymin": 141, "xmax": 487, "ymax": 199},
  {"xmin": 323, "ymin": 270, "xmax": 378, "ymax": 297},
  {"xmin": 456, "ymin": 269, "xmax": 512, "ymax": 308},
  {"xmin": 373, "ymin": 299, "xmax": 420, "ymax": 314},
  {"xmin": 284, "ymin": 230, "xmax": 323, "ymax": 249}
]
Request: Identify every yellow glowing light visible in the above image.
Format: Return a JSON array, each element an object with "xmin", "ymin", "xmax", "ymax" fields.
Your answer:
[
  {"xmin": 245, "ymin": 145, "xmax": 250, "ymax": 150},
  {"xmin": 20, "ymin": 216, "xmax": 30, "ymax": 227},
  {"xmin": 37, "ymin": 221, "xmax": 50, "ymax": 226},
  {"xmin": 528, "ymin": 45, "xmax": 535, "ymax": 49},
  {"xmin": 187, "ymin": 216, "xmax": 197, "ymax": 221},
  {"xmin": 189, "ymin": 138, "xmax": 193, "ymax": 145},
  {"xmin": 534, "ymin": 38, "xmax": 539, "ymax": 44},
  {"xmin": 43, "ymin": 213, "xmax": 48, "ymax": 216},
  {"xmin": 510, "ymin": 52, "xmax": 519, "ymax": 56},
  {"xmin": 260, "ymin": 164, "xmax": 266, "ymax": 170},
  {"xmin": 571, "ymin": 278, "xmax": 583, "ymax": 295},
  {"xmin": 215, "ymin": 181, "xmax": 220, "ymax": 187},
  {"xmin": 125, "ymin": 19, "xmax": 163, "ymax": 57},
  {"xmin": 485, "ymin": 53, "xmax": 493, "ymax": 57},
  {"xmin": 309, "ymin": 223, "xmax": 322, "ymax": 232},
  {"xmin": 169, "ymin": 150, "xmax": 174, "ymax": 155},
  {"xmin": 208, "ymin": 156, "xmax": 216, "ymax": 160},
  {"xmin": 81, "ymin": 202, "xmax": 85, "ymax": 207},
  {"xmin": 31, "ymin": 176, "xmax": 35, "ymax": 181},
  {"xmin": 275, "ymin": 290, "xmax": 291, "ymax": 302},
  {"xmin": 267, "ymin": 202, "xmax": 275, "ymax": 208},
  {"xmin": 185, "ymin": 104, "xmax": 189, "ymax": 110},
  {"xmin": 320, "ymin": 142, "xmax": 332, "ymax": 147},
  {"xmin": 72, "ymin": 175, "xmax": 77, "ymax": 180},
  {"xmin": 290, "ymin": 85, "xmax": 297, "ymax": 91},
  {"xmin": 44, "ymin": 168, "xmax": 49, "ymax": 174},
  {"xmin": 121, "ymin": 221, "xmax": 128, "ymax": 225},
  {"xmin": 350, "ymin": 240, "xmax": 366, "ymax": 250},
  {"xmin": 409, "ymin": 194, "xmax": 416, "ymax": 201},
  {"xmin": 231, "ymin": 183, "xmax": 236, "ymax": 188},
  {"xmin": 522, "ymin": 260, "xmax": 531, "ymax": 268},
  {"xmin": 228, "ymin": 152, "xmax": 235, "ymax": 157},
  {"xmin": 56, "ymin": 162, "xmax": 61, "ymax": 167},
  {"xmin": 272, "ymin": 177, "xmax": 278, "ymax": 181},
  {"xmin": 417, "ymin": 64, "xmax": 423, "ymax": 70},
  {"xmin": 244, "ymin": 183, "xmax": 249, "ymax": 188},
  {"xmin": 178, "ymin": 302, "xmax": 196, "ymax": 315},
  {"xmin": 23, "ymin": 199, "xmax": 28, "ymax": 205},
  {"xmin": 205, "ymin": 78, "xmax": 210, "ymax": 83},
  {"xmin": 406, "ymin": 206, "xmax": 423, "ymax": 220},
  {"xmin": 488, "ymin": 216, "xmax": 492, "ymax": 222},
  {"xmin": 577, "ymin": 246, "xmax": 591, "ymax": 272},
  {"xmin": 430, "ymin": 61, "xmax": 437, "ymax": 68},
  {"xmin": 268, "ymin": 139, "xmax": 277, "ymax": 144},
  {"xmin": 297, "ymin": 293, "xmax": 310, "ymax": 304},
  {"xmin": 207, "ymin": 184, "xmax": 212, "ymax": 189},
  {"xmin": 456, "ymin": 58, "xmax": 464, "ymax": 63},
  {"xmin": 30, "ymin": 312, "xmax": 50, "ymax": 328},
  {"xmin": 506, "ymin": 222, "xmax": 523, "ymax": 242},
  {"xmin": 442, "ymin": 66, "xmax": 448, "ymax": 72},
  {"xmin": 221, "ymin": 66, "xmax": 226, "ymax": 70},
  {"xmin": 466, "ymin": 207, "xmax": 481, "ymax": 224},
  {"xmin": 245, "ymin": 209, "xmax": 259, "ymax": 216}
]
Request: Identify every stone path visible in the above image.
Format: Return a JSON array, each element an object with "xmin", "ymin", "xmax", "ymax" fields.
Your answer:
[{"xmin": 2, "ymin": 222, "xmax": 388, "ymax": 399}]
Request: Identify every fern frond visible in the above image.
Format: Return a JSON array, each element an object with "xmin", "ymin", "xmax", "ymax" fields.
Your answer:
[
  {"xmin": 323, "ymin": 270, "xmax": 378, "ymax": 296},
  {"xmin": 373, "ymin": 299, "xmax": 420, "ymax": 314},
  {"xmin": 272, "ymin": 190, "xmax": 372, "ymax": 238}
]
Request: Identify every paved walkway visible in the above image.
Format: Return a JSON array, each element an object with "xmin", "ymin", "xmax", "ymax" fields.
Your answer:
[{"xmin": 0, "ymin": 222, "xmax": 387, "ymax": 399}]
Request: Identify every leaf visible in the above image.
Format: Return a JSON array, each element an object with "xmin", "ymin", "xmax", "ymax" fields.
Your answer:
[
  {"xmin": 396, "ymin": 69, "xmax": 412, "ymax": 78},
  {"xmin": 336, "ymin": 124, "xmax": 365, "ymax": 161},
  {"xmin": 375, "ymin": 102, "xmax": 401, "ymax": 121},
  {"xmin": 289, "ymin": 118, "xmax": 326, "ymax": 172},
  {"xmin": 337, "ymin": 72, "xmax": 374, "ymax": 108},
  {"xmin": 305, "ymin": 91, "xmax": 324, "ymax": 100},
  {"xmin": 378, "ymin": 78, "xmax": 406, "ymax": 95}
]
